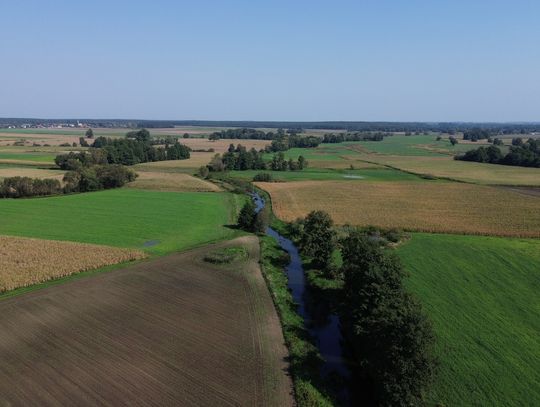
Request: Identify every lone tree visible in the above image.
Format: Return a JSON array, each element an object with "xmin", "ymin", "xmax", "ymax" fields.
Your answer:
[
  {"xmin": 449, "ymin": 136, "xmax": 458, "ymax": 146},
  {"xmin": 341, "ymin": 231, "xmax": 437, "ymax": 406},
  {"xmin": 237, "ymin": 200, "xmax": 256, "ymax": 231},
  {"xmin": 300, "ymin": 210, "xmax": 335, "ymax": 270},
  {"xmin": 85, "ymin": 128, "xmax": 94, "ymax": 139}
]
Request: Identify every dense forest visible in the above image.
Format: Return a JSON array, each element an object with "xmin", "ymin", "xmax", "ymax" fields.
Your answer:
[{"xmin": 456, "ymin": 138, "xmax": 540, "ymax": 167}]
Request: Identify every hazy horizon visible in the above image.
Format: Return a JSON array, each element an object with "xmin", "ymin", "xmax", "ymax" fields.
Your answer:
[{"xmin": 1, "ymin": 1, "xmax": 539, "ymax": 122}]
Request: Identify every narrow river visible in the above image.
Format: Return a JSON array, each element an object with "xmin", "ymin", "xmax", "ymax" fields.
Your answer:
[{"xmin": 251, "ymin": 193, "xmax": 351, "ymax": 405}]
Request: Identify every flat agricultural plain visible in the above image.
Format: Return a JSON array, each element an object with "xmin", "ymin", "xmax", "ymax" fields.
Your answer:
[
  {"xmin": 0, "ymin": 235, "xmax": 144, "ymax": 292},
  {"xmin": 0, "ymin": 236, "xmax": 293, "ymax": 406},
  {"xmin": 398, "ymin": 233, "xmax": 540, "ymax": 406},
  {"xmin": 257, "ymin": 180, "xmax": 540, "ymax": 237}
]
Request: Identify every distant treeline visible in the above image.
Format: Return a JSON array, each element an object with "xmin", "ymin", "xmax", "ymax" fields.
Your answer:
[
  {"xmin": 456, "ymin": 138, "xmax": 540, "ymax": 167},
  {"xmin": 208, "ymin": 128, "xmax": 321, "ymax": 151},
  {"xmin": 322, "ymin": 131, "xmax": 389, "ymax": 143},
  {"xmin": 3, "ymin": 118, "xmax": 540, "ymax": 134}
]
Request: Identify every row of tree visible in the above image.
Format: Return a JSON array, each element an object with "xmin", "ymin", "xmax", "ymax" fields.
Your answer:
[
  {"xmin": 288, "ymin": 211, "xmax": 437, "ymax": 405},
  {"xmin": 265, "ymin": 134, "xmax": 321, "ymax": 151},
  {"xmin": 321, "ymin": 132, "xmax": 389, "ymax": 143},
  {"xmin": 456, "ymin": 138, "xmax": 540, "ymax": 167}
]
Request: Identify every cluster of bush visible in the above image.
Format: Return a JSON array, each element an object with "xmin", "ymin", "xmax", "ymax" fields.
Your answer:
[
  {"xmin": 0, "ymin": 177, "xmax": 62, "ymax": 198},
  {"xmin": 91, "ymin": 136, "xmax": 190, "ymax": 165},
  {"xmin": 63, "ymin": 164, "xmax": 137, "ymax": 193},
  {"xmin": 287, "ymin": 211, "xmax": 437, "ymax": 405},
  {"xmin": 456, "ymin": 138, "xmax": 540, "ymax": 167},
  {"xmin": 204, "ymin": 144, "xmax": 307, "ymax": 172},
  {"xmin": 321, "ymin": 131, "xmax": 389, "ymax": 143}
]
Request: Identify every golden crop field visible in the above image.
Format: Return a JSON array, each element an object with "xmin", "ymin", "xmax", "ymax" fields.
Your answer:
[
  {"xmin": 0, "ymin": 235, "xmax": 145, "ymax": 292},
  {"xmin": 257, "ymin": 180, "xmax": 540, "ymax": 237},
  {"xmin": 353, "ymin": 153, "xmax": 540, "ymax": 186},
  {"xmin": 128, "ymin": 171, "xmax": 220, "ymax": 192},
  {"xmin": 0, "ymin": 167, "xmax": 65, "ymax": 180}
]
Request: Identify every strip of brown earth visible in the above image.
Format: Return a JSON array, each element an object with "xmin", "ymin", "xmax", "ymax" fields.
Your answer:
[{"xmin": 0, "ymin": 236, "xmax": 293, "ymax": 406}]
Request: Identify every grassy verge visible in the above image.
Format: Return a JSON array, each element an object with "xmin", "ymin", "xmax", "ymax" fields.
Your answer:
[{"xmin": 259, "ymin": 235, "xmax": 334, "ymax": 406}]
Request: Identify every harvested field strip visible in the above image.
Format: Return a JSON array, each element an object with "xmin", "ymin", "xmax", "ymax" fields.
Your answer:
[
  {"xmin": 127, "ymin": 171, "xmax": 220, "ymax": 192},
  {"xmin": 0, "ymin": 235, "xmax": 145, "ymax": 292},
  {"xmin": 0, "ymin": 236, "xmax": 293, "ymax": 406},
  {"xmin": 134, "ymin": 153, "xmax": 216, "ymax": 172},
  {"xmin": 351, "ymin": 153, "xmax": 540, "ymax": 186},
  {"xmin": 257, "ymin": 181, "xmax": 540, "ymax": 237},
  {"xmin": 0, "ymin": 167, "xmax": 64, "ymax": 180}
]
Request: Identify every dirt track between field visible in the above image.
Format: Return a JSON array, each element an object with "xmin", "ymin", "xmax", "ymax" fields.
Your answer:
[{"xmin": 0, "ymin": 236, "xmax": 293, "ymax": 406}]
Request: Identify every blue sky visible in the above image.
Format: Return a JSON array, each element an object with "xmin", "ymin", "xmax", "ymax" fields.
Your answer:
[{"xmin": 1, "ymin": 0, "xmax": 539, "ymax": 121}]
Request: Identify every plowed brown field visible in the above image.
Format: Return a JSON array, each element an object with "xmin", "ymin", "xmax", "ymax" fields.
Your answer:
[
  {"xmin": 257, "ymin": 181, "xmax": 540, "ymax": 237},
  {"xmin": 0, "ymin": 236, "xmax": 293, "ymax": 406}
]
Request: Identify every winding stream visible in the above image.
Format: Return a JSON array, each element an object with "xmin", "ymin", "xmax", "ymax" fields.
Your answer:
[{"xmin": 252, "ymin": 193, "xmax": 351, "ymax": 404}]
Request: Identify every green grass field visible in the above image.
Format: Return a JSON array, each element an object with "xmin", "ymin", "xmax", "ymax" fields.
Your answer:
[
  {"xmin": 0, "ymin": 152, "xmax": 56, "ymax": 162},
  {"xmin": 0, "ymin": 189, "xmax": 242, "ymax": 255},
  {"xmin": 397, "ymin": 233, "xmax": 540, "ymax": 406},
  {"xmin": 227, "ymin": 167, "xmax": 423, "ymax": 182}
]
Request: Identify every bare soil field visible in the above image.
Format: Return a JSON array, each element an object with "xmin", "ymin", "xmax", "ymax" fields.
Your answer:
[
  {"xmin": 257, "ymin": 180, "xmax": 540, "ymax": 237},
  {"xmin": 0, "ymin": 236, "xmax": 145, "ymax": 292},
  {"xmin": 128, "ymin": 171, "xmax": 220, "ymax": 192},
  {"xmin": 0, "ymin": 167, "xmax": 64, "ymax": 180},
  {"xmin": 0, "ymin": 236, "xmax": 293, "ymax": 406},
  {"xmin": 351, "ymin": 152, "xmax": 540, "ymax": 186}
]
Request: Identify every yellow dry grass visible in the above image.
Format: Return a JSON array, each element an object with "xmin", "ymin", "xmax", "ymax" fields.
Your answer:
[
  {"xmin": 134, "ymin": 152, "xmax": 216, "ymax": 171},
  {"xmin": 0, "ymin": 167, "xmax": 65, "ymax": 180},
  {"xmin": 128, "ymin": 171, "xmax": 220, "ymax": 192},
  {"xmin": 354, "ymin": 154, "xmax": 540, "ymax": 186},
  {"xmin": 0, "ymin": 236, "xmax": 146, "ymax": 292},
  {"xmin": 257, "ymin": 180, "xmax": 540, "ymax": 237}
]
